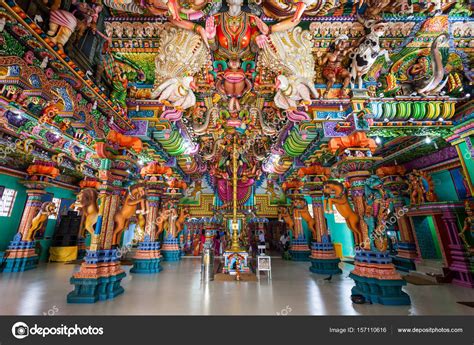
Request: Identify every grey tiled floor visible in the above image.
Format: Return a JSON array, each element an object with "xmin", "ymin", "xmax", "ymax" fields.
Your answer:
[{"xmin": 0, "ymin": 258, "xmax": 473, "ymax": 315}]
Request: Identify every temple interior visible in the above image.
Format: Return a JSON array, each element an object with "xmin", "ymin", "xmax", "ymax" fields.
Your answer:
[{"xmin": 0, "ymin": 0, "xmax": 473, "ymax": 315}]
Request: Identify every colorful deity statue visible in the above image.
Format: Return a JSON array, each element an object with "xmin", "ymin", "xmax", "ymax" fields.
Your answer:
[
  {"xmin": 317, "ymin": 35, "xmax": 354, "ymax": 98},
  {"xmin": 363, "ymin": 175, "xmax": 394, "ymax": 252}
]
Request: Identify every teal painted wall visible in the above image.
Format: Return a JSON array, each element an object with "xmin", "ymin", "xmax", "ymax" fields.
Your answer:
[
  {"xmin": 430, "ymin": 170, "xmax": 458, "ymax": 202},
  {"xmin": 0, "ymin": 174, "xmax": 27, "ymax": 251},
  {"xmin": 326, "ymin": 213, "xmax": 355, "ymax": 257},
  {"xmin": 0, "ymin": 173, "xmax": 76, "ymax": 261},
  {"xmin": 39, "ymin": 186, "xmax": 76, "ymax": 262},
  {"xmin": 459, "ymin": 141, "xmax": 474, "ymax": 185},
  {"xmin": 412, "ymin": 216, "xmax": 441, "ymax": 259}
]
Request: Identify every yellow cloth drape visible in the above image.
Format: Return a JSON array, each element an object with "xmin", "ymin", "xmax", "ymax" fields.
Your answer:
[
  {"xmin": 49, "ymin": 246, "xmax": 78, "ymax": 262},
  {"xmin": 333, "ymin": 243, "xmax": 343, "ymax": 258}
]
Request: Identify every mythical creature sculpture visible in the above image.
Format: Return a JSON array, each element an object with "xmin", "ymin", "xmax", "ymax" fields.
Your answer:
[
  {"xmin": 317, "ymin": 35, "xmax": 353, "ymax": 98},
  {"xmin": 322, "ymin": 180, "xmax": 363, "ymax": 245},
  {"xmin": 150, "ymin": 24, "xmax": 209, "ymax": 112},
  {"xmin": 23, "ymin": 202, "xmax": 57, "ymax": 241},
  {"xmin": 259, "ymin": 26, "xmax": 317, "ymax": 121},
  {"xmin": 71, "ymin": 188, "xmax": 99, "ymax": 238},
  {"xmin": 363, "ymin": 175, "xmax": 394, "ymax": 252},
  {"xmin": 112, "ymin": 184, "xmax": 147, "ymax": 246},
  {"xmin": 107, "ymin": 130, "xmax": 143, "ymax": 153}
]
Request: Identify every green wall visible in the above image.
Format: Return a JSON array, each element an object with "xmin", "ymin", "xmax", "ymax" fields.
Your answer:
[
  {"xmin": 38, "ymin": 186, "xmax": 76, "ymax": 262},
  {"xmin": 0, "ymin": 174, "xmax": 27, "ymax": 251},
  {"xmin": 326, "ymin": 213, "xmax": 355, "ymax": 257},
  {"xmin": 430, "ymin": 170, "xmax": 459, "ymax": 202},
  {"xmin": 0, "ymin": 173, "xmax": 76, "ymax": 261}
]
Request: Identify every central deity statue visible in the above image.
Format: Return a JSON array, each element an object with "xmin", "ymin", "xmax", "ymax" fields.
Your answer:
[{"xmin": 205, "ymin": 0, "xmax": 269, "ymax": 60}]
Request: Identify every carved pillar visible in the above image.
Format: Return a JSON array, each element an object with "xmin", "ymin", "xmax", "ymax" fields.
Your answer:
[
  {"xmin": 67, "ymin": 142, "xmax": 128, "ymax": 303},
  {"xmin": 378, "ymin": 170, "xmax": 418, "ymax": 271},
  {"xmin": 3, "ymin": 160, "xmax": 58, "ymax": 273},
  {"xmin": 441, "ymin": 211, "xmax": 474, "ymax": 288},
  {"xmin": 3, "ymin": 181, "xmax": 48, "ymax": 272},
  {"xmin": 309, "ymin": 194, "xmax": 342, "ymax": 275}
]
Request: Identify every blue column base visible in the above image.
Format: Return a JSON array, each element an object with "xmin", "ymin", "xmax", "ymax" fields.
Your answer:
[
  {"xmin": 289, "ymin": 250, "xmax": 311, "ymax": 261},
  {"xmin": 161, "ymin": 250, "xmax": 181, "ymax": 262},
  {"xmin": 2, "ymin": 255, "xmax": 38, "ymax": 272},
  {"xmin": 309, "ymin": 258, "xmax": 342, "ymax": 275},
  {"xmin": 67, "ymin": 272, "xmax": 126, "ymax": 304},
  {"xmin": 391, "ymin": 255, "xmax": 416, "ymax": 272},
  {"xmin": 130, "ymin": 258, "xmax": 163, "ymax": 274},
  {"xmin": 349, "ymin": 272, "xmax": 411, "ymax": 306}
]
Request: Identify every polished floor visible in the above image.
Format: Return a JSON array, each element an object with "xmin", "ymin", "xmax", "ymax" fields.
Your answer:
[{"xmin": 0, "ymin": 258, "xmax": 473, "ymax": 315}]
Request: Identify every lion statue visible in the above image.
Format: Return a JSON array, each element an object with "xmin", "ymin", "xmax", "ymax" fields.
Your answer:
[
  {"xmin": 23, "ymin": 202, "xmax": 57, "ymax": 241},
  {"xmin": 112, "ymin": 184, "xmax": 147, "ymax": 246},
  {"xmin": 71, "ymin": 188, "xmax": 99, "ymax": 238}
]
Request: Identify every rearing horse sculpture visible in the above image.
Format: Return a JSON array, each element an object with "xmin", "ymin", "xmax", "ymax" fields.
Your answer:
[{"xmin": 323, "ymin": 180, "xmax": 363, "ymax": 245}]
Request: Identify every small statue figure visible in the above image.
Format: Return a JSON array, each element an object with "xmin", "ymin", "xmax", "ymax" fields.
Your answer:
[
  {"xmin": 317, "ymin": 35, "xmax": 353, "ymax": 98},
  {"xmin": 216, "ymin": 58, "xmax": 252, "ymax": 113}
]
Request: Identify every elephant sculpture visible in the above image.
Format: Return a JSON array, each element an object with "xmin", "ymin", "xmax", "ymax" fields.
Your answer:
[
  {"xmin": 71, "ymin": 188, "xmax": 99, "ymax": 238},
  {"xmin": 23, "ymin": 202, "xmax": 57, "ymax": 241},
  {"xmin": 112, "ymin": 184, "xmax": 146, "ymax": 246}
]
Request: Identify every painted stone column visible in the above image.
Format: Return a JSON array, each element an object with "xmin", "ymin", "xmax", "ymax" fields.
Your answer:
[
  {"xmin": 348, "ymin": 174, "xmax": 410, "ymax": 306},
  {"xmin": 377, "ymin": 170, "xmax": 418, "ymax": 271},
  {"xmin": 131, "ymin": 178, "xmax": 164, "ymax": 273},
  {"xmin": 67, "ymin": 152, "xmax": 126, "ymax": 303},
  {"xmin": 441, "ymin": 211, "xmax": 474, "ymax": 288},
  {"xmin": 330, "ymin": 144, "xmax": 408, "ymax": 305},
  {"xmin": 289, "ymin": 207, "xmax": 311, "ymax": 261},
  {"xmin": 309, "ymin": 195, "xmax": 342, "ymax": 275},
  {"xmin": 3, "ymin": 181, "xmax": 48, "ymax": 272},
  {"xmin": 161, "ymin": 199, "xmax": 181, "ymax": 262}
]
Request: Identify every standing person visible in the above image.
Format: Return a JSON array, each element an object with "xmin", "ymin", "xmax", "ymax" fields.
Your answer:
[
  {"xmin": 280, "ymin": 231, "xmax": 290, "ymax": 252},
  {"xmin": 258, "ymin": 230, "xmax": 265, "ymax": 245},
  {"xmin": 213, "ymin": 232, "xmax": 220, "ymax": 255}
]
